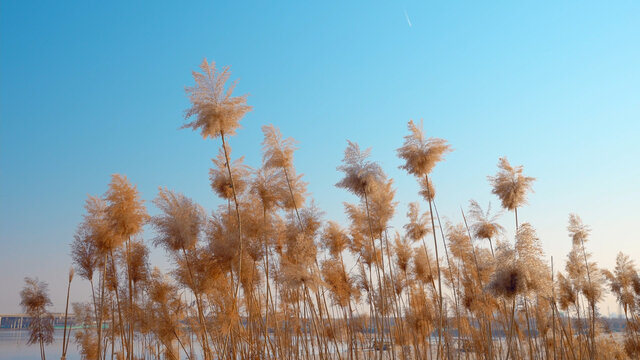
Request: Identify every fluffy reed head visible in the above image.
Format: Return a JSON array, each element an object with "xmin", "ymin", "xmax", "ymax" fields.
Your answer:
[
  {"xmin": 393, "ymin": 234, "xmax": 412, "ymax": 274},
  {"xmin": 344, "ymin": 202, "xmax": 367, "ymax": 254},
  {"xmin": 209, "ymin": 147, "xmax": 250, "ymax": 200},
  {"xmin": 250, "ymin": 167, "xmax": 286, "ymax": 211},
  {"xmin": 468, "ymin": 200, "xmax": 504, "ymax": 240},
  {"xmin": 20, "ymin": 277, "xmax": 52, "ymax": 313},
  {"xmin": 566, "ymin": 243, "xmax": 605, "ymax": 303},
  {"xmin": 83, "ymin": 195, "xmax": 115, "ymax": 254},
  {"xmin": 487, "ymin": 264, "xmax": 526, "ymax": 299},
  {"xmin": 366, "ymin": 178, "xmax": 397, "ymax": 234},
  {"xmin": 105, "ymin": 174, "xmax": 148, "ymax": 242},
  {"xmin": 261, "ymin": 124, "xmax": 297, "ymax": 170},
  {"xmin": 146, "ymin": 268, "xmax": 186, "ymax": 345},
  {"xmin": 321, "ymin": 221, "xmax": 349, "ymax": 258},
  {"xmin": 405, "ymin": 287, "xmax": 435, "ymax": 336},
  {"xmin": 356, "ymin": 263, "xmax": 371, "ymax": 294},
  {"xmin": 487, "ymin": 157, "xmax": 535, "ymax": 211},
  {"xmin": 515, "ymin": 223, "xmax": 550, "ymax": 295},
  {"xmin": 283, "ymin": 205, "xmax": 321, "ymax": 267},
  {"xmin": 413, "ymin": 248, "xmax": 436, "ymax": 285},
  {"xmin": 603, "ymin": 252, "xmax": 638, "ymax": 312},
  {"xmin": 447, "ymin": 223, "xmax": 473, "ymax": 263},
  {"xmin": 74, "ymin": 329, "xmax": 98, "ymax": 360},
  {"xmin": 151, "ymin": 188, "xmax": 206, "ymax": 252},
  {"xmin": 208, "ymin": 211, "xmax": 241, "ymax": 268},
  {"xmin": 183, "ymin": 58, "xmax": 252, "ymax": 139},
  {"xmin": 567, "ymin": 213, "xmax": 590, "ymax": 246},
  {"xmin": 397, "ymin": 119, "xmax": 452, "ymax": 178},
  {"xmin": 281, "ymin": 260, "xmax": 319, "ymax": 291},
  {"xmin": 173, "ymin": 246, "xmax": 221, "ymax": 294},
  {"xmin": 128, "ymin": 239, "xmax": 150, "ymax": 284},
  {"xmin": 565, "ymin": 247, "xmax": 587, "ymax": 282},
  {"xmin": 582, "ymin": 267, "xmax": 605, "ymax": 304},
  {"xmin": 487, "ymin": 226, "xmax": 549, "ymax": 299},
  {"xmin": 278, "ymin": 169, "xmax": 308, "ymax": 210},
  {"xmin": 19, "ymin": 278, "xmax": 55, "ymax": 344},
  {"xmin": 71, "ymin": 222, "xmax": 99, "ymax": 281},
  {"xmin": 336, "ymin": 140, "xmax": 384, "ymax": 198},
  {"xmin": 418, "ymin": 176, "xmax": 436, "ymax": 201},
  {"xmin": 321, "ymin": 258, "xmax": 357, "ymax": 308},
  {"xmin": 104, "ymin": 257, "xmax": 119, "ymax": 292},
  {"xmin": 404, "ymin": 202, "xmax": 431, "ymax": 242},
  {"xmin": 556, "ymin": 272, "xmax": 576, "ymax": 310}
]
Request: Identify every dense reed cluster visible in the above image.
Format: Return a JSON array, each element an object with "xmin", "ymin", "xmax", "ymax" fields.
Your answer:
[{"xmin": 21, "ymin": 59, "xmax": 640, "ymax": 360}]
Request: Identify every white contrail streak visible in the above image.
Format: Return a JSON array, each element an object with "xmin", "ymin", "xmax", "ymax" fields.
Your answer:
[{"xmin": 404, "ymin": 8, "xmax": 412, "ymax": 27}]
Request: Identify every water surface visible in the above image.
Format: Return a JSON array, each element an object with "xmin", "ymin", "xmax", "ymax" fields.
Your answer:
[{"xmin": 0, "ymin": 329, "xmax": 80, "ymax": 360}]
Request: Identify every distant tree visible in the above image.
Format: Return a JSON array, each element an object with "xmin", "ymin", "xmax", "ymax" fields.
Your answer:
[{"xmin": 20, "ymin": 277, "xmax": 54, "ymax": 360}]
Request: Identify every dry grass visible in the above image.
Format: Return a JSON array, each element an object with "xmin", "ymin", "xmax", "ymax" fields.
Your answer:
[{"xmin": 29, "ymin": 59, "xmax": 637, "ymax": 360}]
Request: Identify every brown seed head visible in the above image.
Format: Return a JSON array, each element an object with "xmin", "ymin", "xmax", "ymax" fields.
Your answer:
[
  {"xmin": 336, "ymin": 140, "xmax": 384, "ymax": 198},
  {"xmin": 487, "ymin": 157, "xmax": 535, "ymax": 211},
  {"xmin": 397, "ymin": 119, "xmax": 452, "ymax": 178},
  {"xmin": 209, "ymin": 147, "xmax": 250, "ymax": 200},
  {"xmin": 151, "ymin": 188, "xmax": 206, "ymax": 252},
  {"xmin": 183, "ymin": 58, "xmax": 252, "ymax": 139}
]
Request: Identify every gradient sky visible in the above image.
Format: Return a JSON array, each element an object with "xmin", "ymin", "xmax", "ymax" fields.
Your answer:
[{"xmin": 1, "ymin": 1, "xmax": 639, "ymax": 314}]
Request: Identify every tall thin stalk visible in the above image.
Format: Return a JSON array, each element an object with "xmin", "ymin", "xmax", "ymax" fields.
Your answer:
[
  {"xmin": 61, "ymin": 269, "xmax": 73, "ymax": 360},
  {"xmin": 424, "ymin": 176, "xmax": 444, "ymax": 358}
]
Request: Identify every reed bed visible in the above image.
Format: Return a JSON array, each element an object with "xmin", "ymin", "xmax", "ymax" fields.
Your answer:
[{"xmin": 21, "ymin": 59, "xmax": 640, "ymax": 360}]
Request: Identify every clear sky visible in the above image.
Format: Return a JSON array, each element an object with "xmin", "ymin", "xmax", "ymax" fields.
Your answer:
[{"xmin": 1, "ymin": 1, "xmax": 639, "ymax": 314}]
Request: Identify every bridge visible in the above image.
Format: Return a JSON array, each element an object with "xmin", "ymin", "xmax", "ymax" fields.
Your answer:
[{"xmin": 0, "ymin": 313, "xmax": 76, "ymax": 329}]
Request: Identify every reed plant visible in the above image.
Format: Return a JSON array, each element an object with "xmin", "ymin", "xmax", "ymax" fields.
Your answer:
[{"xmin": 31, "ymin": 59, "xmax": 638, "ymax": 360}]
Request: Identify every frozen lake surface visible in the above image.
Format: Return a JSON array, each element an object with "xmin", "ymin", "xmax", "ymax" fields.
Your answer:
[{"xmin": 0, "ymin": 329, "xmax": 80, "ymax": 360}]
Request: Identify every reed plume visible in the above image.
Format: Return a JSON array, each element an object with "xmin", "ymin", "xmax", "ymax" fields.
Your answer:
[
  {"xmin": 397, "ymin": 119, "xmax": 452, "ymax": 178},
  {"xmin": 488, "ymin": 157, "xmax": 535, "ymax": 229},
  {"xmin": 210, "ymin": 147, "xmax": 250, "ymax": 200},
  {"xmin": 321, "ymin": 258, "xmax": 358, "ymax": 308},
  {"xmin": 321, "ymin": 221, "xmax": 350, "ymax": 258},
  {"xmin": 250, "ymin": 167, "xmax": 287, "ymax": 212},
  {"xmin": 604, "ymin": 255, "xmax": 640, "ymax": 358},
  {"xmin": 336, "ymin": 140, "xmax": 384, "ymax": 198},
  {"xmin": 397, "ymin": 119, "xmax": 451, "ymax": 357},
  {"xmin": 514, "ymin": 223, "xmax": 550, "ymax": 295},
  {"xmin": 73, "ymin": 302, "xmax": 99, "ymax": 360},
  {"xmin": 567, "ymin": 213, "xmax": 604, "ymax": 357},
  {"xmin": 603, "ymin": 253, "xmax": 638, "ymax": 318},
  {"xmin": 104, "ymin": 174, "xmax": 148, "ymax": 360},
  {"xmin": 20, "ymin": 277, "xmax": 54, "ymax": 360},
  {"xmin": 412, "ymin": 247, "xmax": 437, "ymax": 287},
  {"xmin": 71, "ymin": 219, "xmax": 101, "ymax": 338},
  {"xmin": 151, "ymin": 188, "xmax": 206, "ymax": 252},
  {"xmin": 104, "ymin": 174, "xmax": 148, "ymax": 243},
  {"xmin": 183, "ymin": 59, "xmax": 252, "ymax": 139},
  {"xmin": 403, "ymin": 202, "xmax": 431, "ymax": 243},
  {"xmin": 71, "ymin": 223, "xmax": 99, "ymax": 284},
  {"xmin": 83, "ymin": 196, "xmax": 115, "ymax": 254},
  {"xmin": 50, "ymin": 59, "xmax": 640, "ymax": 359},
  {"xmin": 146, "ymin": 268, "xmax": 188, "ymax": 360},
  {"xmin": 468, "ymin": 200, "xmax": 504, "ymax": 257},
  {"xmin": 262, "ymin": 124, "xmax": 297, "ymax": 170},
  {"xmin": 183, "ymin": 60, "xmax": 252, "ymax": 357},
  {"xmin": 127, "ymin": 239, "xmax": 149, "ymax": 285},
  {"xmin": 393, "ymin": 235, "xmax": 413, "ymax": 275},
  {"xmin": 418, "ymin": 176, "xmax": 436, "ymax": 202}
]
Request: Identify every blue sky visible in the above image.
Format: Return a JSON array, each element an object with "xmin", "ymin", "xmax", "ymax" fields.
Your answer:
[{"xmin": 1, "ymin": 1, "xmax": 639, "ymax": 313}]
